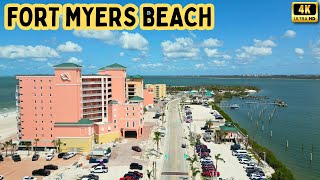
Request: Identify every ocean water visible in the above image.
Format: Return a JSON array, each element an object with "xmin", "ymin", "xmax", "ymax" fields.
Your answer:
[{"xmin": 1, "ymin": 76, "xmax": 320, "ymax": 179}]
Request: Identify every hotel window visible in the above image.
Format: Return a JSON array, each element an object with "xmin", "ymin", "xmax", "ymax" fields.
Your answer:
[
  {"xmin": 34, "ymin": 80, "xmax": 36, "ymax": 82},
  {"xmin": 41, "ymin": 100, "xmax": 43, "ymax": 103},
  {"xmin": 41, "ymin": 93, "xmax": 42, "ymax": 96},
  {"xmin": 114, "ymin": 125, "xmax": 116, "ymax": 129},
  {"xmin": 133, "ymin": 113, "xmax": 135, "ymax": 116},
  {"xmin": 50, "ymin": 100, "xmax": 52, "ymax": 103},
  {"xmin": 51, "ymin": 128, "xmax": 52, "ymax": 130},
  {"xmin": 34, "ymin": 100, "xmax": 36, "ymax": 103},
  {"xmin": 49, "ymin": 80, "xmax": 51, "ymax": 82},
  {"xmin": 126, "ymin": 122, "xmax": 129, "ymax": 127},
  {"xmin": 34, "ymin": 86, "xmax": 36, "ymax": 89},
  {"xmin": 50, "ymin": 107, "xmax": 52, "ymax": 110},
  {"xmin": 49, "ymin": 87, "xmax": 51, "ymax": 89},
  {"xmin": 42, "ymin": 127, "xmax": 44, "ymax": 130},
  {"xmin": 114, "ymin": 120, "xmax": 116, "ymax": 123},
  {"xmin": 42, "ymin": 134, "xmax": 44, "ymax": 137},
  {"xmin": 140, "ymin": 119, "xmax": 142, "ymax": 124},
  {"xmin": 133, "ymin": 122, "xmax": 135, "ymax": 127},
  {"xmin": 41, "ymin": 107, "xmax": 43, "ymax": 110},
  {"xmin": 35, "ymin": 128, "xmax": 37, "ymax": 130},
  {"xmin": 50, "ymin": 114, "xmax": 52, "ymax": 117},
  {"xmin": 42, "ymin": 121, "xmax": 43, "ymax": 123},
  {"xmin": 126, "ymin": 107, "xmax": 129, "ymax": 110},
  {"xmin": 42, "ymin": 114, "xmax": 43, "ymax": 117},
  {"xmin": 35, "ymin": 107, "xmax": 36, "ymax": 110},
  {"xmin": 34, "ymin": 93, "xmax": 36, "ymax": 96},
  {"xmin": 50, "ymin": 93, "xmax": 51, "ymax": 96},
  {"xmin": 132, "ymin": 107, "xmax": 135, "ymax": 110},
  {"xmin": 35, "ymin": 114, "xmax": 37, "ymax": 116},
  {"xmin": 40, "ymin": 87, "xmax": 42, "ymax": 89},
  {"xmin": 51, "ymin": 134, "xmax": 53, "ymax": 137},
  {"xmin": 126, "ymin": 113, "xmax": 129, "ymax": 117},
  {"xmin": 40, "ymin": 80, "xmax": 42, "ymax": 82},
  {"xmin": 36, "ymin": 134, "xmax": 37, "ymax": 137}
]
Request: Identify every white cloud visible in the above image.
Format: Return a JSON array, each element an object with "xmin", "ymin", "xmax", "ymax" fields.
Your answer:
[
  {"xmin": 312, "ymin": 40, "xmax": 320, "ymax": 59},
  {"xmin": 119, "ymin": 32, "xmax": 148, "ymax": 51},
  {"xmin": 132, "ymin": 57, "xmax": 142, "ymax": 62},
  {"xmin": 202, "ymin": 38, "xmax": 223, "ymax": 47},
  {"xmin": 188, "ymin": 31, "xmax": 197, "ymax": 38},
  {"xmin": 57, "ymin": 41, "xmax": 82, "ymax": 52},
  {"xmin": 283, "ymin": 30, "xmax": 296, "ymax": 38},
  {"xmin": 236, "ymin": 39, "xmax": 276, "ymax": 60},
  {"xmin": 47, "ymin": 63, "xmax": 54, "ymax": 67},
  {"xmin": 204, "ymin": 48, "xmax": 219, "ymax": 57},
  {"xmin": 0, "ymin": 64, "xmax": 7, "ymax": 69},
  {"xmin": 195, "ymin": 63, "xmax": 206, "ymax": 69},
  {"xmin": 139, "ymin": 63, "xmax": 164, "ymax": 69},
  {"xmin": 119, "ymin": 52, "xmax": 125, "ymax": 57},
  {"xmin": 209, "ymin": 60, "xmax": 226, "ymax": 67},
  {"xmin": 253, "ymin": 39, "xmax": 277, "ymax": 47},
  {"xmin": 67, "ymin": 57, "xmax": 82, "ymax": 64},
  {"xmin": 88, "ymin": 65, "xmax": 96, "ymax": 69},
  {"xmin": 222, "ymin": 54, "xmax": 232, "ymax": 60},
  {"xmin": 295, "ymin": 48, "xmax": 304, "ymax": 57},
  {"xmin": 161, "ymin": 37, "xmax": 200, "ymax": 60},
  {"xmin": 73, "ymin": 30, "xmax": 117, "ymax": 44},
  {"xmin": 0, "ymin": 45, "xmax": 59, "ymax": 60},
  {"xmin": 73, "ymin": 30, "xmax": 148, "ymax": 51}
]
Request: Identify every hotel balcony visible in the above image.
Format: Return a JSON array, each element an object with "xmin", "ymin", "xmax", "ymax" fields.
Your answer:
[
  {"xmin": 82, "ymin": 87, "xmax": 102, "ymax": 91},
  {"xmin": 83, "ymin": 110, "xmax": 103, "ymax": 115},
  {"xmin": 16, "ymin": 107, "xmax": 20, "ymax": 112},
  {"xmin": 82, "ymin": 81, "xmax": 102, "ymax": 85},
  {"xmin": 16, "ymin": 101, "xmax": 20, "ymax": 107},
  {"xmin": 81, "ymin": 99, "xmax": 102, "ymax": 103},
  {"xmin": 82, "ymin": 93, "xmax": 102, "ymax": 97},
  {"xmin": 87, "ymin": 116, "xmax": 102, "ymax": 120},
  {"xmin": 83, "ymin": 104, "xmax": 102, "ymax": 109},
  {"xmin": 17, "ymin": 132, "xmax": 22, "ymax": 139}
]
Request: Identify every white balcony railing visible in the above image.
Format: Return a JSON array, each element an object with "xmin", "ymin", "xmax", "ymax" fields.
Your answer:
[
  {"xmin": 83, "ymin": 110, "xmax": 103, "ymax": 115},
  {"xmin": 82, "ymin": 93, "xmax": 102, "ymax": 97},
  {"xmin": 83, "ymin": 104, "xmax": 102, "ymax": 109},
  {"xmin": 82, "ymin": 87, "xmax": 102, "ymax": 91},
  {"xmin": 81, "ymin": 99, "xmax": 102, "ymax": 103},
  {"xmin": 82, "ymin": 81, "xmax": 102, "ymax": 85},
  {"xmin": 87, "ymin": 116, "xmax": 102, "ymax": 120}
]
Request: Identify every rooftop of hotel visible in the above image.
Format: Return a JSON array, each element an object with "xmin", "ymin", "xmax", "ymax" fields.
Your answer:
[
  {"xmin": 220, "ymin": 123, "xmax": 238, "ymax": 132},
  {"xmin": 53, "ymin": 63, "xmax": 82, "ymax": 68},
  {"xmin": 99, "ymin": 63, "xmax": 126, "ymax": 70},
  {"xmin": 127, "ymin": 75, "xmax": 143, "ymax": 79},
  {"xmin": 129, "ymin": 96, "xmax": 144, "ymax": 101}
]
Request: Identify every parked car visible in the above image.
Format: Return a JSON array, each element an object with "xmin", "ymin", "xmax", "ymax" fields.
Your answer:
[
  {"xmin": 230, "ymin": 143, "xmax": 241, "ymax": 151},
  {"xmin": 121, "ymin": 175, "xmax": 139, "ymax": 180},
  {"xmin": 90, "ymin": 166, "xmax": 108, "ymax": 173},
  {"xmin": 124, "ymin": 173, "xmax": 140, "ymax": 179},
  {"xmin": 201, "ymin": 126, "xmax": 209, "ymax": 130},
  {"xmin": 129, "ymin": 163, "xmax": 143, "ymax": 170},
  {"xmin": 46, "ymin": 154, "xmax": 54, "ymax": 161},
  {"xmin": 160, "ymin": 132, "xmax": 165, "ymax": 137},
  {"xmin": 32, "ymin": 154, "xmax": 39, "ymax": 161},
  {"xmin": 63, "ymin": 152, "xmax": 75, "ymax": 160},
  {"xmin": 0, "ymin": 175, "xmax": 3, "ymax": 180},
  {"xmin": 91, "ymin": 164, "xmax": 106, "ymax": 169},
  {"xmin": 79, "ymin": 174, "xmax": 99, "ymax": 180},
  {"xmin": 128, "ymin": 171, "xmax": 143, "ymax": 178},
  {"xmin": 44, "ymin": 164, "xmax": 58, "ymax": 170},
  {"xmin": 23, "ymin": 176, "xmax": 38, "ymax": 180},
  {"xmin": 0, "ymin": 154, "xmax": 3, "ymax": 161},
  {"xmin": 239, "ymin": 158, "xmax": 250, "ymax": 164},
  {"xmin": 58, "ymin": 152, "xmax": 66, "ymax": 158},
  {"xmin": 132, "ymin": 146, "xmax": 142, "ymax": 152},
  {"xmin": 181, "ymin": 144, "xmax": 186, "ymax": 148},
  {"xmin": 32, "ymin": 169, "xmax": 50, "ymax": 176},
  {"xmin": 12, "ymin": 154, "xmax": 21, "ymax": 162},
  {"xmin": 202, "ymin": 170, "xmax": 213, "ymax": 177}
]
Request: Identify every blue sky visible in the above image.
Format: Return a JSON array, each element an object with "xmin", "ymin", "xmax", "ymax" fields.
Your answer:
[{"xmin": 0, "ymin": 0, "xmax": 319, "ymax": 76}]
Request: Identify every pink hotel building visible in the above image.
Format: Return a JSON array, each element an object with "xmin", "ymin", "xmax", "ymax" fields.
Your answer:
[{"xmin": 16, "ymin": 63, "xmax": 154, "ymax": 152}]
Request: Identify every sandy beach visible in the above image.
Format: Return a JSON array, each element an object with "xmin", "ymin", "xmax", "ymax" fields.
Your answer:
[{"xmin": 0, "ymin": 111, "xmax": 17, "ymax": 142}]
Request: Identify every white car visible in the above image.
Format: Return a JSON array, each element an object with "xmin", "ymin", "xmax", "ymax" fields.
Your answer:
[
  {"xmin": 46, "ymin": 154, "xmax": 54, "ymax": 161},
  {"xmin": 0, "ymin": 175, "xmax": 3, "ymax": 180},
  {"xmin": 243, "ymin": 162, "xmax": 256, "ymax": 169},
  {"xmin": 250, "ymin": 173, "xmax": 261, "ymax": 180},
  {"xmin": 90, "ymin": 166, "xmax": 108, "ymax": 173},
  {"xmin": 69, "ymin": 152, "xmax": 76, "ymax": 157},
  {"xmin": 200, "ymin": 158, "xmax": 213, "ymax": 163},
  {"xmin": 23, "ymin": 176, "xmax": 38, "ymax": 180},
  {"xmin": 239, "ymin": 158, "xmax": 250, "ymax": 164}
]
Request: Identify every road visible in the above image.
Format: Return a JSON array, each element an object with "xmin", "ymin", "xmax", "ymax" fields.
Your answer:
[{"xmin": 161, "ymin": 99, "xmax": 189, "ymax": 180}]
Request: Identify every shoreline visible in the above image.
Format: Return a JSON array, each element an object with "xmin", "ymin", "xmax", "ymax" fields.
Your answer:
[
  {"xmin": 212, "ymin": 104, "xmax": 295, "ymax": 180},
  {"xmin": 0, "ymin": 110, "xmax": 17, "ymax": 141}
]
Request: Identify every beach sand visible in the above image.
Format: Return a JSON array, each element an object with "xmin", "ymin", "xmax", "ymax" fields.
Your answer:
[{"xmin": 0, "ymin": 111, "xmax": 17, "ymax": 142}]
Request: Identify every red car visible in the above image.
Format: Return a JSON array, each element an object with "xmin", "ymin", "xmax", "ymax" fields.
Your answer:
[
  {"xmin": 202, "ymin": 170, "xmax": 220, "ymax": 177},
  {"xmin": 119, "ymin": 176, "xmax": 138, "ymax": 180}
]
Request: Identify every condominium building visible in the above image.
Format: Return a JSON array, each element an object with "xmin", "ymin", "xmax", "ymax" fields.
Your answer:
[
  {"xmin": 145, "ymin": 84, "xmax": 166, "ymax": 99},
  {"xmin": 16, "ymin": 63, "xmax": 153, "ymax": 152}
]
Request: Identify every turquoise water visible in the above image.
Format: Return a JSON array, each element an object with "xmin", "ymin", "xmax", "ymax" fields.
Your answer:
[{"xmin": 1, "ymin": 76, "xmax": 320, "ymax": 179}]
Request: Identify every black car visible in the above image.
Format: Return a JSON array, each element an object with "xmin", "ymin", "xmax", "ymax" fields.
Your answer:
[
  {"xmin": 32, "ymin": 169, "xmax": 50, "ymax": 176},
  {"xmin": 80, "ymin": 174, "xmax": 99, "ymax": 180},
  {"xmin": 58, "ymin": 152, "xmax": 66, "ymax": 158},
  {"xmin": 44, "ymin": 164, "xmax": 58, "ymax": 170},
  {"xmin": 130, "ymin": 163, "xmax": 143, "ymax": 170},
  {"xmin": 32, "ymin": 154, "xmax": 40, "ymax": 161},
  {"xmin": 132, "ymin": 146, "xmax": 142, "ymax": 152},
  {"xmin": 181, "ymin": 144, "xmax": 186, "ymax": 148},
  {"xmin": 201, "ymin": 126, "xmax": 209, "ymax": 130},
  {"xmin": 12, "ymin": 154, "xmax": 21, "ymax": 162},
  {"xmin": 0, "ymin": 154, "xmax": 3, "ymax": 161},
  {"xmin": 230, "ymin": 143, "xmax": 240, "ymax": 151}
]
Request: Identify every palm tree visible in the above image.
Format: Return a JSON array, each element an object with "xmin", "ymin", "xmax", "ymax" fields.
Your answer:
[
  {"xmin": 215, "ymin": 154, "xmax": 225, "ymax": 172},
  {"xmin": 26, "ymin": 143, "xmax": 31, "ymax": 156},
  {"xmin": 206, "ymin": 120, "xmax": 213, "ymax": 129},
  {"xmin": 11, "ymin": 143, "xmax": 17, "ymax": 155},
  {"xmin": 191, "ymin": 166, "xmax": 201, "ymax": 180},
  {"xmin": 56, "ymin": 139, "xmax": 62, "ymax": 153},
  {"xmin": 8, "ymin": 139, "xmax": 13, "ymax": 156},
  {"xmin": 4, "ymin": 141, "xmax": 10, "ymax": 156},
  {"xmin": 153, "ymin": 131, "xmax": 161, "ymax": 155},
  {"xmin": 34, "ymin": 138, "xmax": 39, "ymax": 154},
  {"xmin": 146, "ymin": 169, "xmax": 153, "ymax": 179},
  {"xmin": 51, "ymin": 140, "xmax": 56, "ymax": 152}
]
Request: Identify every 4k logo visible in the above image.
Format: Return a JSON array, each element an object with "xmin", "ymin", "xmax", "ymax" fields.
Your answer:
[{"xmin": 292, "ymin": 2, "xmax": 318, "ymax": 23}]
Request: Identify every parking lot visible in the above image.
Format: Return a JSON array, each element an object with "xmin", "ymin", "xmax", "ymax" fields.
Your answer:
[{"xmin": 0, "ymin": 153, "xmax": 80, "ymax": 180}]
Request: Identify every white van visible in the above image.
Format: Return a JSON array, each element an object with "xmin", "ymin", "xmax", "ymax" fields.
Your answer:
[{"xmin": 232, "ymin": 150, "xmax": 247, "ymax": 156}]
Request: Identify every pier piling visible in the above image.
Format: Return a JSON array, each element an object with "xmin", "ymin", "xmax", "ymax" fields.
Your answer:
[
  {"xmin": 286, "ymin": 140, "xmax": 288, "ymax": 149},
  {"xmin": 310, "ymin": 153, "xmax": 313, "ymax": 162}
]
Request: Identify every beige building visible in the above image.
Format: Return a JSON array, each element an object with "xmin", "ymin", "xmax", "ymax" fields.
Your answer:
[
  {"xmin": 145, "ymin": 84, "xmax": 166, "ymax": 99},
  {"xmin": 126, "ymin": 75, "xmax": 144, "ymax": 99}
]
